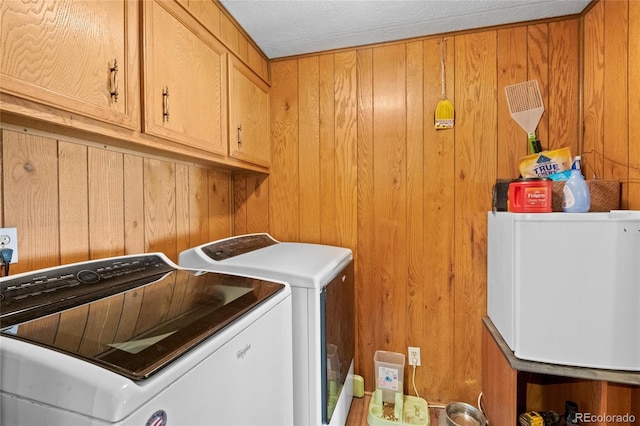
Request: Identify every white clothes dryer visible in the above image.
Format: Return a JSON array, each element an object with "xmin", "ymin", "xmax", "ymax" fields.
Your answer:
[{"xmin": 179, "ymin": 234, "xmax": 354, "ymax": 426}]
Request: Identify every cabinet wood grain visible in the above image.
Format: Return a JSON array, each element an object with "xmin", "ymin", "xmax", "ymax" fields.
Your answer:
[
  {"xmin": 0, "ymin": 0, "xmax": 139, "ymax": 129},
  {"xmin": 228, "ymin": 56, "xmax": 270, "ymax": 167},
  {"xmin": 142, "ymin": 0, "xmax": 227, "ymax": 156}
]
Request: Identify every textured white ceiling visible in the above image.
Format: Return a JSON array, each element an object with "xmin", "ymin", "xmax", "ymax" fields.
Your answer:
[{"xmin": 220, "ymin": 0, "xmax": 591, "ymax": 59}]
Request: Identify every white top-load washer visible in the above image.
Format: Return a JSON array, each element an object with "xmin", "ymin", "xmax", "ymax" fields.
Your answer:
[
  {"xmin": 179, "ymin": 234, "xmax": 354, "ymax": 426},
  {"xmin": 0, "ymin": 253, "xmax": 293, "ymax": 426}
]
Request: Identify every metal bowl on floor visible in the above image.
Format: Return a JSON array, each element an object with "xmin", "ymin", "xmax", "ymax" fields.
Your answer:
[{"xmin": 442, "ymin": 402, "xmax": 487, "ymax": 426}]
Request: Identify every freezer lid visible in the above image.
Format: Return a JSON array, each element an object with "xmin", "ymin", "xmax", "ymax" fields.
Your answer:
[
  {"xmin": 489, "ymin": 210, "xmax": 640, "ymax": 222},
  {"xmin": 0, "ymin": 254, "xmax": 285, "ymax": 380}
]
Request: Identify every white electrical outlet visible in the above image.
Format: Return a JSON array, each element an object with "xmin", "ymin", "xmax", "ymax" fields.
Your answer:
[
  {"xmin": 0, "ymin": 227, "xmax": 18, "ymax": 264},
  {"xmin": 408, "ymin": 346, "xmax": 421, "ymax": 366}
]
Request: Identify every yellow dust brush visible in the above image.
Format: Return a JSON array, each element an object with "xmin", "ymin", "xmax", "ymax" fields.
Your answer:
[{"xmin": 435, "ymin": 39, "xmax": 454, "ymax": 129}]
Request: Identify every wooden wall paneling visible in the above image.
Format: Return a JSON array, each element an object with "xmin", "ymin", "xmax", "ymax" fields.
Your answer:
[
  {"xmin": 355, "ymin": 48, "xmax": 375, "ymax": 390},
  {"xmin": 233, "ymin": 174, "xmax": 248, "ymax": 235},
  {"xmin": 143, "ymin": 158, "xmax": 177, "ymax": 260},
  {"xmin": 298, "ymin": 56, "xmax": 322, "ymax": 243},
  {"xmin": 207, "ymin": 169, "xmax": 233, "ymax": 241},
  {"xmin": 2, "ymin": 130, "xmax": 59, "ymax": 272},
  {"xmin": 422, "ymin": 37, "xmax": 456, "ymax": 403},
  {"xmin": 453, "ymin": 31, "xmax": 497, "ymax": 403},
  {"xmin": 603, "ymin": 0, "xmax": 630, "ymax": 207},
  {"xmin": 582, "ymin": 0, "xmax": 605, "ymax": 180},
  {"xmin": 244, "ymin": 174, "xmax": 269, "ymax": 233},
  {"xmin": 319, "ymin": 54, "xmax": 338, "ymax": 246},
  {"xmin": 371, "ymin": 43, "xmax": 408, "ymax": 366},
  {"xmin": 123, "ymin": 154, "xmax": 145, "ymax": 255},
  {"xmin": 58, "ymin": 141, "xmax": 89, "ymax": 264},
  {"xmin": 175, "ymin": 164, "xmax": 191, "ymax": 255},
  {"xmin": 232, "ymin": 173, "xmax": 269, "ymax": 235},
  {"xmin": 629, "ymin": 0, "xmax": 639, "ymax": 209},
  {"xmin": 269, "ymin": 60, "xmax": 300, "ymax": 240},
  {"xmin": 527, "ymin": 24, "xmax": 550, "ymax": 152},
  {"xmin": 497, "ymin": 27, "xmax": 529, "ymax": 175},
  {"xmin": 405, "ymin": 40, "xmax": 426, "ymax": 398},
  {"xmin": 333, "ymin": 51, "xmax": 357, "ymax": 252},
  {"xmin": 548, "ymin": 20, "xmax": 581, "ymax": 154},
  {"xmin": 88, "ymin": 148, "xmax": 124, "ymax": 260},
  {"xmin": 187, "ymin": 166, "xmax": 211, "ymax": 246}
]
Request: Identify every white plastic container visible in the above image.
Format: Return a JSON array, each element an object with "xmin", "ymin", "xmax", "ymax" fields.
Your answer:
[
  {"xmin": 562, "ymin": 156, "xmax": 590, "ymax": 212},
  {"xmin": 374, "ymin": 350, "xmax": 405, "ymax": 403}
]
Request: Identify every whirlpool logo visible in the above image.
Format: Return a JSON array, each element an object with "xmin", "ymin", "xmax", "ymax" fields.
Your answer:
[{"xmin": 236, "ymin": 343, "xmax": 252, "ymax": 359}]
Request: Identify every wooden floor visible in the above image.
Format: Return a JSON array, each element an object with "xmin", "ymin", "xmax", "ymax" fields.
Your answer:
[{"xmin": 346, "ymin": 393, "xmax": 445, "ymax": 426}]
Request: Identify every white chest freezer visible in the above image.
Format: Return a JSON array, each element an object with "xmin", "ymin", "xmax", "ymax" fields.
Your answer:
[
  {"xmin": 0, "ymin": 253, "xmax": 294, "ymax": 425},
  {"xmin": 488, "ymin": 211, "xmax": 640, "ymax": 371}
]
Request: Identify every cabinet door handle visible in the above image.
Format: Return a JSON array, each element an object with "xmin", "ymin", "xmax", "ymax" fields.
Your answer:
[
  {"xmin": 109, "ymin": 59, "xmax": 119, "ymax": 102},
  {"xmin": 237, "ymin": 124, "xmax": 242, "ymax": 147},
  {"xmin": 162, "ymin": 86, "xmax": 170, "ymax": 122}
]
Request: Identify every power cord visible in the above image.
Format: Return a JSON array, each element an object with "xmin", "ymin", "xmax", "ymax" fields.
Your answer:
[
  {"xmin": 407, "ymin": 357, "xmax": 488, "ymax": 423},
  {"xmin": 409, "ymin": 369, "xmax": 489, "ymax": 423},
  {"xmin": 411, "ymin": 364, "xmax": 420, "ymax": 398},
  {"xmin": 1, "ymin": 248, "xmax": 13, "ymax": 276}
]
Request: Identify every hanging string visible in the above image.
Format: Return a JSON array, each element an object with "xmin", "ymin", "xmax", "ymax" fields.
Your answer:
[{"xmin": 440, "ymin": 38, "xmax": 447, "ymax": 100}]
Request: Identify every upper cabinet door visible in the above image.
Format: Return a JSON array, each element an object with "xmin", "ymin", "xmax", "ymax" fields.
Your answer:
[
  {"xmin": 142, "ymin": 0, "xmax": 227, "ymax": 156},
  {"xmin": 0, "ymin": 0, "xmax": 139, "ymax": 129},
  {"xmin": 228, "ymin": 56, "xmax": 270, "ymax": 168}
]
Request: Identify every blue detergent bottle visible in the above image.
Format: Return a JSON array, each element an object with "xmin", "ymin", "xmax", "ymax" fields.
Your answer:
[{"xmin": 562, "ymin": 156, "xmax": 590, "ymax": 212}]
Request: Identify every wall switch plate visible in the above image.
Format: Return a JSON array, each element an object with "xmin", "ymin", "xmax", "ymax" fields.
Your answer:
[
  {"xmin": 408, "ymin": 346, "xmax": 421, "ymax": 366},
  {"xmin": 0, "ymin": 227, "xmax": 18, "ymax": 264}
]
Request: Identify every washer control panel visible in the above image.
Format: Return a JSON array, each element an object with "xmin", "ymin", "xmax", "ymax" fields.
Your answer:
[{"xmin": 0, "ymin": 255, "xmax": 173, "ymax": 328}]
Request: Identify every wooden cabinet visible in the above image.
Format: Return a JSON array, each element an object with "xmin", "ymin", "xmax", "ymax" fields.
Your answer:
[
  {"xmin": 0, "ymin": 0, "xmax": 139, "ymax": 129},
  {"xmin": 228, "ymin": 56, "xmax": 270, "ymax": 168},
  {"xmin": 1, "ymin": 0, "xmax": 270, "ymax": 172},
  {"xmin": 482, "ymin": 318, "xmax": 640, "ymax": 425},
  {"xmin": 142, "ymin": 0, "xmax": 227, "ymax": 156}
]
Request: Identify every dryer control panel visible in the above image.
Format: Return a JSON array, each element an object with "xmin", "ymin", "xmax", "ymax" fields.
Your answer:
[{"xmin": 201, "ymin": 234, "xmax": 277, "ymax": 261}]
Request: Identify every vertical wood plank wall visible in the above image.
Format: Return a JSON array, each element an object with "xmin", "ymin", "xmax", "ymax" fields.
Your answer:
[
  {"xmin": 583, "ymin": 0, "xmax": 639, "ymax": 208},
  {"xmin": 266, "ymin": 0, "xmax": 638, "ymax": 404},
  {"xmin": 268, "ymin": 19, "xmax": 581, "ymax": 405},
  {"xmin": 0, "ymin": 129, "xmax": 233, "ymax": 272},
  {"xmin": 0, "ymin": 0, "xmax": 637, "ymax": 409}
]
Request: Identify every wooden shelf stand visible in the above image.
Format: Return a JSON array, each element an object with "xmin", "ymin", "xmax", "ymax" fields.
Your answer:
[{"xmin": 481, "ymin": 317, "xmax": 640, "ymax": 425}]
